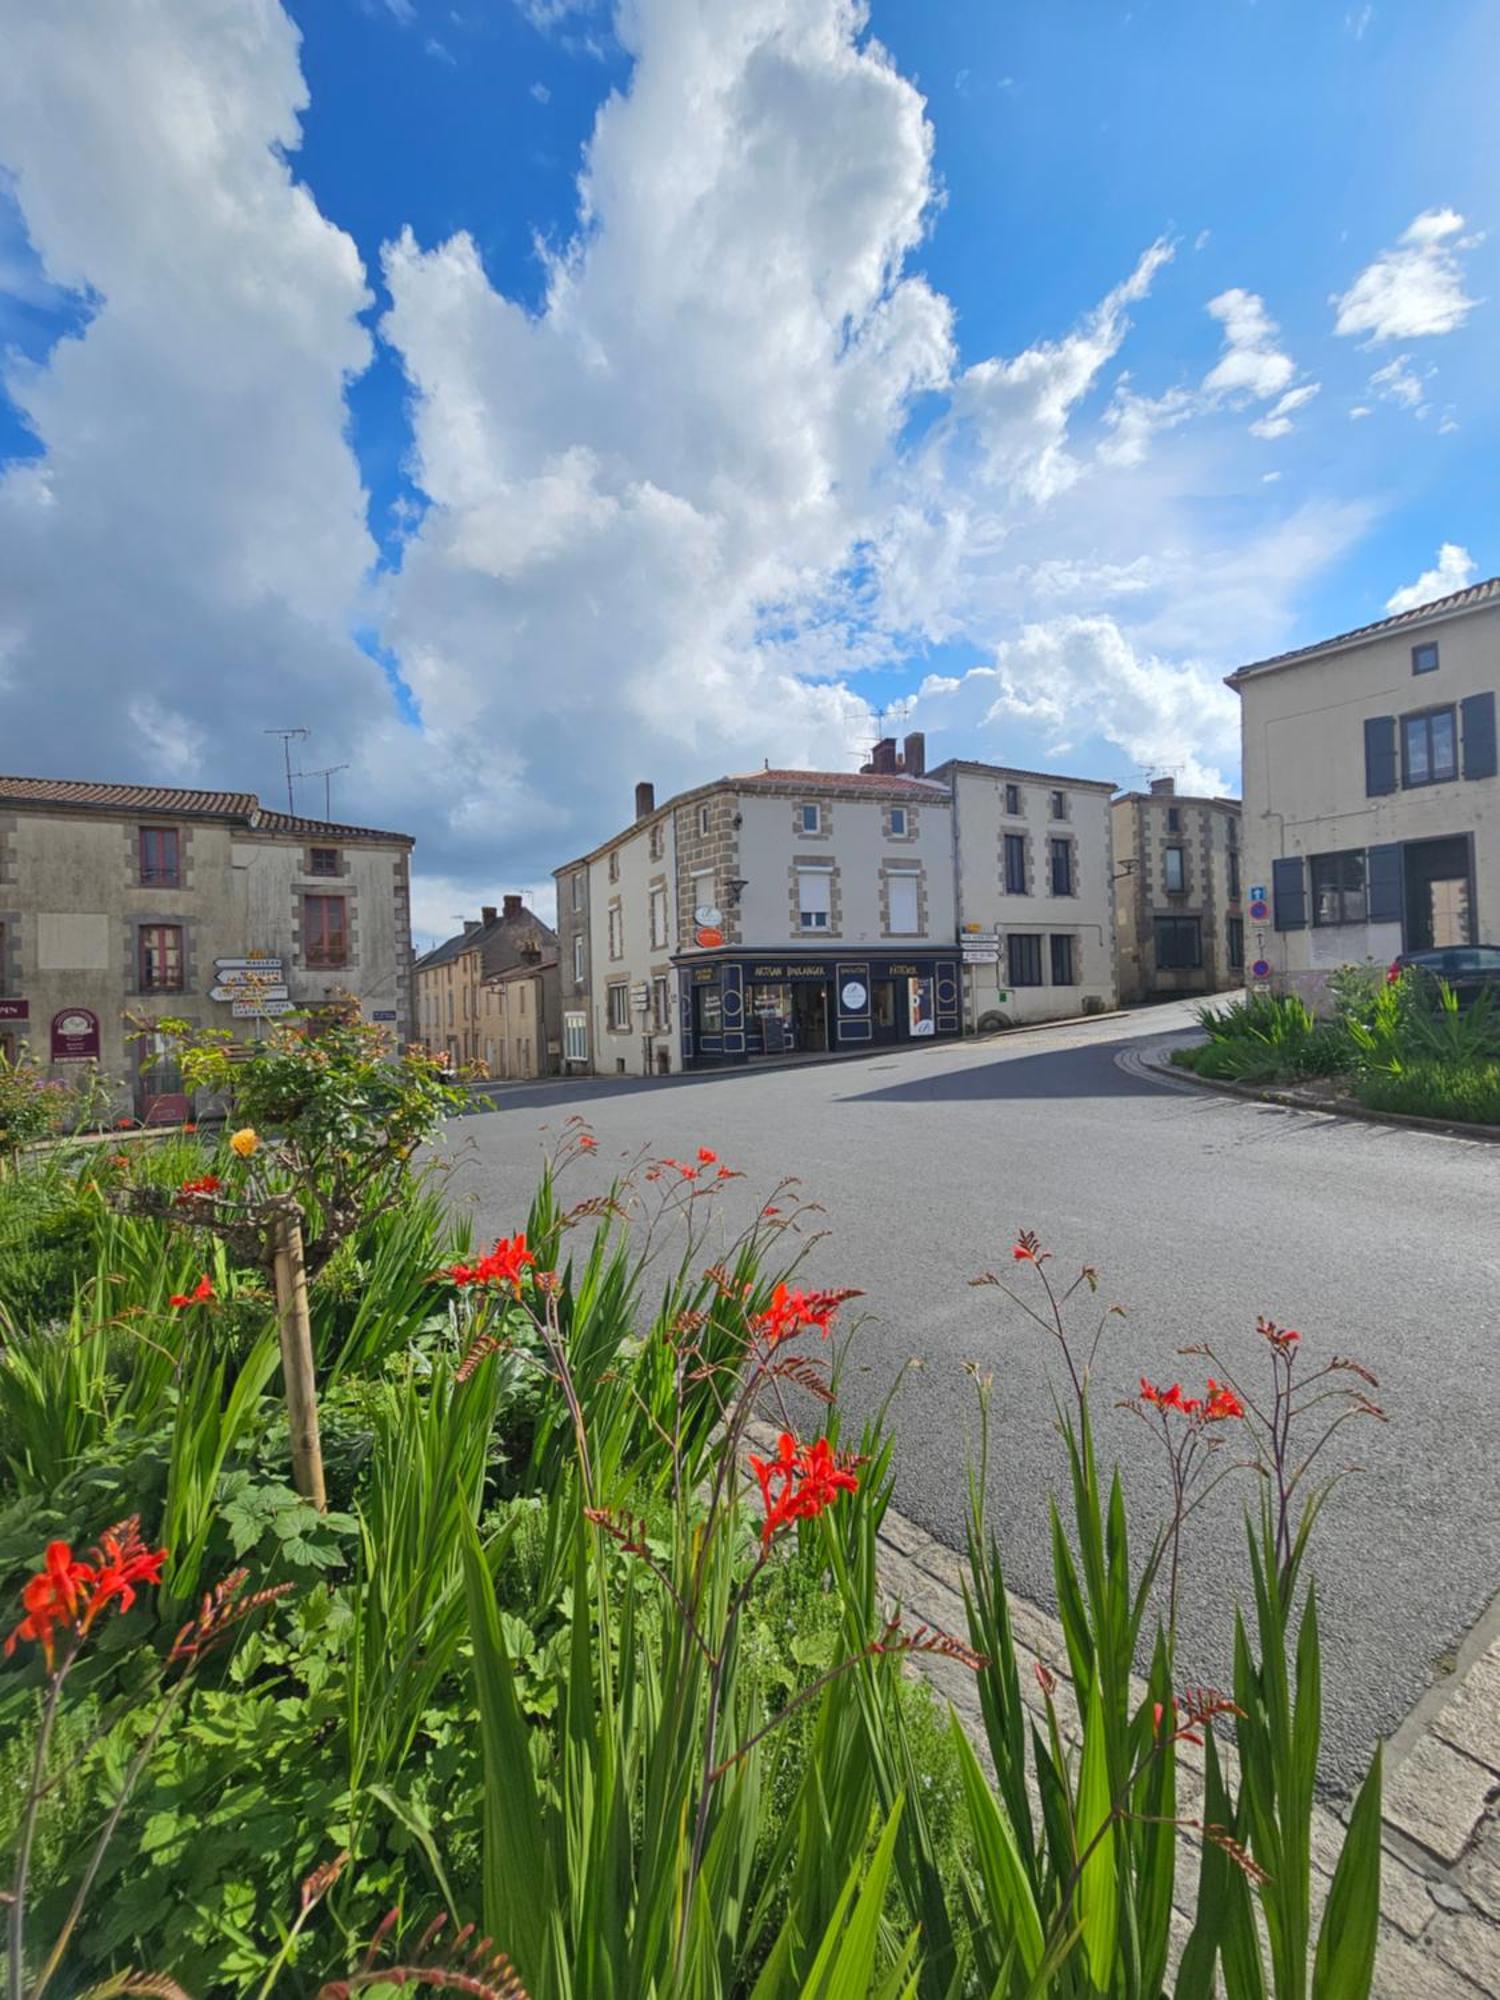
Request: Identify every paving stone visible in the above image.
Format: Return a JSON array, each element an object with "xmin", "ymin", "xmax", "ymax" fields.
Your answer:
[
  {"xmin": 1384, "ymin": 1735, "xmax": 1499, "ymax": 1865},
  {"xmin": 1457, "ymin": 1825, "xmax": 1500, "ymax": 1921},
  {"xmin": 1428, "ymin": 1911, "xmax": 1500, "ymax": 1994},
  {"xmin": 1371, "ymin": 1852, "xmax": 1442, "ymax": 1940},
  {"xmin": 1434, "ymin": 1645, "xmax": 1500, "ymax": 1775},
  {"xmin": 1373, "ymin": 1927, "xmax": 1490, "ymax": 2000}
]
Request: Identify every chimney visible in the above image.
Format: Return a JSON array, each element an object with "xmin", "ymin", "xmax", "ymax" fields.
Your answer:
[
  {"xmin": 1149, "ymin": 776, "xmax": 1176, "ymax": 797},
  {"xmin": 871, "ymin": 737, "xmax": 898, "ymax": 775},
  {"xmin": 480, "ymin": 905, "xmax": 497, "ymax": 925},
  {"xmin": 503, "ymin": 894, "xmax": 523, "ymax": 919},
  {"xmin": 463, "ymin": 919, "xmax": 481, "ymax": 935},
  {"xmin": 635, "ymin": 780, "xmax": 656, "ymax": 819},
  {"xmin": 902, "ymin": 730, "xmax": 926, "ymax": 777}
]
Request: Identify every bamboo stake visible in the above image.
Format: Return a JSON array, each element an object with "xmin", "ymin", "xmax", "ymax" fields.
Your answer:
[{"xmin": 268, "ymin": 1198, "xmax": 327, "ymax": 1511}]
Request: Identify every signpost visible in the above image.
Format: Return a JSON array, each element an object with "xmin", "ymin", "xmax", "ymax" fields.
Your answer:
[
  {"xmin": 211, "ymin": 983, "xmax": 289, "ymax": 1003},
  {"xmin": 232, "ymin": 999, "xmax": 295, "ymax": 1019}
]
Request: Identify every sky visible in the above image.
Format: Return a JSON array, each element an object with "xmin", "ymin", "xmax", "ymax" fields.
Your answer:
[{"xmin": 0, "ymin": 0, "xmax": 1494, "ymax": 944}]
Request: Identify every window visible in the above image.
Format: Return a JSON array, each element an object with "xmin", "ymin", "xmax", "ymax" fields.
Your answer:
[
  {"xmin": 1049, "ymin": 790, "xmax": 1067, "ymax": 820},
  {"xmin": 800, "ymin": 802, "xmax": 822, "ymax": 834},
  {"xmin": 649, "ymin": 884, "xmax": 669, "ymax": 949},
  {"xmin": 138, "ymin": 923, "xmax": 184, "ymax": 991},
  {"xmin": 1003, "ymin": 833, "xmax": 1027, "ymax": 895},
  {"xmin": 1310, "ymin": 850, "xmax": 1367, "ymax": 927},
  {"xmin": 797, "ymin": 866, "xmax": 832, "ymax": 931},
  {"xmin": 607, "ymin": 982, "xmax": 630, "ymax": 1031},
  {"xmin": 1050, "ymin": 838, "xmax": 1073, "ymax": 897},
  {"xmin": 889, "ymin": 806, "xmax": 908, "ymax": 837},
  {"xmin": 692, "ymin": 870, "xmax": 715, "ymax": 920},
  {"xmin": 571, "ymin": 871, "xmax": 584, "ymax": 911},
  {"xmin": 652, "ymin": 975, "xmax": 671, "ymax": 1031},
  {"xmin": 1007, "ymin": 933, "xmax": 1043, "ymax": 986},
  {"xmin": 698, "ymin": 803, "xmax": 712, "ymax": 837},
  {"xmin": 1153, "ymin": 916, "xmax": 1203, "ymax": 969},
  {"xmin": 1004, "ymin": 783, "xmax": 1021, "ymax": 816},
  {"xmin": 1413, "ymin": 641, "xmax": 1440, "ymax": 675},
  {"xmin": 608, "ymin": 904, "xmax": 623, "ymax": 960},
  {"xmin": 563, "ymin": 1011, "xmax": 588, "ymax": 1063},
  {"xmin": 572, "ymin": 932, "xmax": 585, "ymax": 985},
  {"xmin": 1163, "ymin": 846, "xmax": 1186, "ymax": 894},
  {"xmin": 1228, "ymin": 916, "xmax": 1245, "ymax": 969},
  {"xmin": 1227, "ymin": 848, "xmax": 1241, "ymax": 902},
  {"xmin": 1050, "ymin": 934, "xmax": 1077, "ymax": 986},
  {"xmin": 303, "ymin": 896, "xmax": 347, "ymax": 968},
  {"xmin": 887, "ymin": 870, "xmax": 919, "ymax": 935},
  {"xmin": 138, "ymin": 827, "xmax": 180, "ymax": 887},
  {"xmin": 1402, "ymin": 707, "xmax": 1458, "ymax": 786},
  {"xmin": 608, "ymin": 850, "xmax": 620, "ymax": 883},
  {"xmin": 1166, "ymin": 806, "xmax": 1181, "ymax": 832},
  {"xmin": 309, "ymin": 846, "xmax": 339, "ymax": 877},
  {"xmin": 649, "ymin": 822, "xmax": 664, "ymax": 861}
]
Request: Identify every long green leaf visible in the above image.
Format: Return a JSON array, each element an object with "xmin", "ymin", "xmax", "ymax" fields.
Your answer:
[
  {"xmin": 950, "ymin": 1714, "xmax": 1047, "ymax": 1982},
  {"xmin": 1076, "ymin": 1673, "xmax": 1117, "ymax": 1993},
  {"xmin": 1312, "ymin": 1746, "xmax": 1382, "ymax": 2000}
]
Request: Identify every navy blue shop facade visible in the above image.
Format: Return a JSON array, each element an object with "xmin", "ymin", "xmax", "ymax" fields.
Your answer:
[{"xmin": 677, "ymin": 951, "xmax": 961, "ymax": 1068}]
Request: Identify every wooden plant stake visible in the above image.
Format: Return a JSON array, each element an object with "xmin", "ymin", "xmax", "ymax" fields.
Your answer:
[{"xmin": 267, "ymin": 1196, "xmax": 327, "ymax": 1511}]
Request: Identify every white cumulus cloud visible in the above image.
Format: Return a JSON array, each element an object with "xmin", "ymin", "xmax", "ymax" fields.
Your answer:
[
  {"xmin": 1386, "ymin": 543, "xmax": 1477, "ymax": 613},
  {"xmin": 1333, "ymin": 208, "xmax": 1483, "ymax": 342}
]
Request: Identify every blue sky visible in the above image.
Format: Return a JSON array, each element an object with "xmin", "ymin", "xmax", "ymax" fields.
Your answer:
[{"xmin": 0, "ymin": 0, "xmax": 1494, "ymax": 933}]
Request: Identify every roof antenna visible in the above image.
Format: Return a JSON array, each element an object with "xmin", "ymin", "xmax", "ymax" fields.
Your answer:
[
  {"xmin": 264, "ymin": 727, "xmax": 309, "ymax": 813},
  {"xmin": 297, "ymin": 762, "xmax": 350, "ymax": 819}
]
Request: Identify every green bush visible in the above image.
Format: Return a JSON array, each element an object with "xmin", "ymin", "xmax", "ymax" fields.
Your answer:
[{"xmin": 1354, "ymin": 1059, "xmax": 1500, "ymax": 1126}]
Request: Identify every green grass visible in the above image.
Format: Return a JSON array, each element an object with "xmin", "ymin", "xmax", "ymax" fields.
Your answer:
[{"xmin": 1354, "ymin": 1060, "xmax": 1500, "ymax": 1126}]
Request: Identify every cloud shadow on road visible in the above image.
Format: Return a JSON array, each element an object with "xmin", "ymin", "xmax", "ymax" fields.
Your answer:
[{"xmin": 843, "ymin": 1040, "xmax": 1164, "ymax": 1103}]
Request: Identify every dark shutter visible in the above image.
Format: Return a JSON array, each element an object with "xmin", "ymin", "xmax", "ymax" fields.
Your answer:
[
  {"xmin": 1272, "ymin": 856, "xmax": 1306, "ymax": 931},
  {"xmin": 1462, "ymin": 692, "xmax": 1497, "ymax": 781},
  {"xmin": 1367, "ymin": 844, "xmax": 1403, "ymax": 925},
  {"xmin": 1364, "ymin": 715, "xmax": 1398, "ymax": 795}
]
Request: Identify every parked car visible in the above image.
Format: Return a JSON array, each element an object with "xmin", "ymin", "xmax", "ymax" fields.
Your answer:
[{"xmin": 1388, "ymin": 944, "xmax": 1500, "ymax": 1007}]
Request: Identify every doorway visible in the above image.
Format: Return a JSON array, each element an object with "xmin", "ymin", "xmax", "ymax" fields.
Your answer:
[
  {"xmin": 872, "ymin": 979, "xmax": 900, "ymax": 1043},
  {"xmin": 1404, "ymin": 836, "xmax": 1473, "ymax": 951},
  {"xmin": 791, "ymin": 980, "xmax": 830, "ymax": 1052}
]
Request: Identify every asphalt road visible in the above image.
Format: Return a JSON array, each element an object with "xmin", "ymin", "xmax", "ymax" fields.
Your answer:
[{"xmin": 429, "ymin": 1000, "xmax": 1500, "ymax": 1794}]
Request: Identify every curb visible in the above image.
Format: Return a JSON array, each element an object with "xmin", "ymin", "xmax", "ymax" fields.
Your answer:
[{"xmin": 1139, "ymin": 1042, "xmax": 1500, "ymax": 1146}]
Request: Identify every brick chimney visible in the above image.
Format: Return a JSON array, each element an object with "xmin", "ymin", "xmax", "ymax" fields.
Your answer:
[
  {"xmin": 503, "ymin": 894, "xmax": 524, "ymax": 919},
  {"xmin": 480, "ymin": 905, "xmax": 497, "ymax": 925},
  {"xmin": 1149, "ymin": 776, "xmax": 1176, "ymax": 796},
  {"xmin": 902, "ymin": 731, "xmax": 926, "ymax": 777},
  {"xmin": 635, "ymin": 780, "xmax": 656, "ymax": 819},
  {"xmin": 869, "ymin": 737, "xmax": 898, "ymax": 774},
  {"xmin": 463, "ymin": 919, "xmax": 481, "ymax": 935}
]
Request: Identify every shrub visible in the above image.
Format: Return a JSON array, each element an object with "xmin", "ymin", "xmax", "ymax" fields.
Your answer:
[{"xmin": 1355, "ymin": 1059, "xmax": 1500, "ymax": 1126}]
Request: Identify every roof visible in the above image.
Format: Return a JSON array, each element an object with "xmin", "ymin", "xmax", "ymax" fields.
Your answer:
[
  {"xmin": 927, "ymin": 758, "xmax": 1118, "ymax": 793},
  {"xmin": 732, "ymin": 768, "xmax": 951, "ymax": 799},
  {"xmin": 413, "ymin": 903, "xmax": 558, "ymax": 978},
  {"xmin": 1227, "ymin": 575, "xmax": 1500, "ymax": 686},
  {"xmin": 487, "ymin": 953, "xmax": 559, "ymax": 985},
  {"xmin": 1113, "ymin": 790, "xmax": 1241, "ymax": 811},
  {"xmin": 0, "ymin": 774, "xmax": 412, "ymax": 844}
]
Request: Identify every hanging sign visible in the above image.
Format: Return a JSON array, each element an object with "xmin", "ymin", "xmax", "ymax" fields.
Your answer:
[
  {"xmin": 51, "ymin": 1008, "xmax": 100, "ymax": 1059},
  {"xmin": 695, "ymin": 926, "xmax": 724, "ymax": 949},
  {"xmin": 694, "ymin": 904, "xmax": 723, "ymax": 928}
]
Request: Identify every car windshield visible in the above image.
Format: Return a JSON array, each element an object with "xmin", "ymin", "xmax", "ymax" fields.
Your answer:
[{"xmin": 1408, "ymin": 947, "xmax": 1500, "ymax": 972}]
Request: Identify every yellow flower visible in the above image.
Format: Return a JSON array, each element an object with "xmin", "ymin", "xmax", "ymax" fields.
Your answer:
[{"xmin": 228, "ymin": 1127, "xmax": 260, "ymax": 1159}]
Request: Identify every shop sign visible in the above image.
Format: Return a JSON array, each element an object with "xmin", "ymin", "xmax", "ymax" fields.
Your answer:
[
  {"xmin": 694, "ymin": 904, "xmax": 723, "ymax": 927},
  {"xmin": 691, "ymin": 965, "xmax": 717, "ymax": 985},
  {"xmin": 747, "ymin": 963, "xmax": 828, "ymax": 980},
  {"xmin": 51, "ymin": 1008, "xmax": 100, "ymax": 1060},
  {"xmin": 885, "ymin": 963, "xmax": 920, "ymax": 977},
  {"xmin": 695, "ymin": 926, "xmax": 724, "ymax": 949},
  {"xmin": 840, "ymin": 980, "xmax": 868, "ymax": 1010},
  {"xmin": 0, "ymin": 999, "xmax": 28, "ymax": 1021}
]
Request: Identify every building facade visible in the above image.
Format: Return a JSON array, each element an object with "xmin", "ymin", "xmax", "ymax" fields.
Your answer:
[
  {"xmin": 412, "ymin": 894, "xmax": 557, "ymax": 1069},
  {"xmin": 0, "ymin": 776, "xmax": 413, "ymax": 1115},
  {"xmin": 1229, "ymin": 577, "xmax": 1500, "ymax": 1005},
  {"xmin": 556, "ymin": 741, "xmax": 964, "ymax": 1074},
  {"xmin": 1111, "ymin": 779, "xmax": 1244, "ymax": 1002},
  {"xmin": 475, "ymin": 951, "xmax": 561, "ymax": 1080},
  {"xmin": 932, "ymin": 760, "xmax": 1119, "ymax": 1026}
]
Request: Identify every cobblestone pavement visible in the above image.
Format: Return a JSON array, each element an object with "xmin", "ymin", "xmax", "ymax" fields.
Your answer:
[{"xmin": 871, "ymin": 1495, "xmax": 1500, "ymax": 1996}]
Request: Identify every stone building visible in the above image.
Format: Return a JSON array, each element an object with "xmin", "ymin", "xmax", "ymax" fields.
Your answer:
[
  {"xmin": 411, "ymin": 894, "xmax": 557, "ymax": 1070},
  {"xmin": 0, "ymin": 775, "xmax": 413, "ymax": 1117},
  {"xmin": 1111, "ymin": 779, "xmax": 1244, "ymax": 1002},
  {"xmin": 475, "ymin": 949, "xmax": 560, "ymax": 1081},
  {"xmin": 1229, "ymin": 574, "xmax": 1500, "ymax": 1005}
]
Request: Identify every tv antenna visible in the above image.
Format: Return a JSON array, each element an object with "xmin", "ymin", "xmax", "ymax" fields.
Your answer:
[
  {"xmin": 297, "ymin": 762, "xmax": 350, "ymax": 819},
  {"xmin": 264, "ymin": 727, "xmax": 310, "ymax": 813}
]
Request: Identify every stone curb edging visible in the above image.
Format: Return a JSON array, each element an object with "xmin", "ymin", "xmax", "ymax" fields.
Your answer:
[
  {"xmin": 865, "ymin": 1491, "xmax": 1500, "ymax": 1997},
  {"xmin": 1135, "ymin": 1040, "xmax": 1500, "ymax": 1146}
]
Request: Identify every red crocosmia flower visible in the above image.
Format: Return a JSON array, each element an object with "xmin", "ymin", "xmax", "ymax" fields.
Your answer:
[
  {"xmin": 716, "ymin": 1166, "xmax": 736, "ymax": 1180},
  {"xmin": 1203, "ymin": 1379, "xmax": 1245, "ymax": 1422},
  {"xmin": 174, "ymin": 1174, "xmax": 222, "ymax": 1207},
  {"xmin": 697, "ymin": 1147, "xmax": 718, "ymax": 1165},
  {"xmin": 1012, "ymin": 1243, "xmax": 1034, "ymax": 1263},
  {"xmin": 577, "ymin": 1135, "xmax": 598, "ymax": 1152},
  {"xmin": 752, "ymin": 1282, "xmax": 861, "ymax": 1347},
  {"xmin": 749, "ymin": 1432, "xmax": 859, "ymax": 1546},
  {"xmin": 169, "ymin": 1274, "xmax": 217, "ymax": 1309},
  {"xmin": 762, "ymin": 1206, "xmax": 780, "ymax": 1218},
  {"xmin": 5, "ymin": 1520, "xmax": 167, "ymax": 1670},
  {"xmin": 444, "ymin": 1233, "xmax": 538, "ymax": 1297}
]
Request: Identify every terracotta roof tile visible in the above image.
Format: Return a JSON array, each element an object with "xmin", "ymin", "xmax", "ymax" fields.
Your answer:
[
  {"xmin": 731, "ymin": 768, "xmax": 951, "ymax": 798},
  {"xmin": 0, "ymin": 775, "xmax": 411, "ymax": 843},
  {"xmin": 1229, "ymin": 575, "xmax": 1500, "ymax": 683}
]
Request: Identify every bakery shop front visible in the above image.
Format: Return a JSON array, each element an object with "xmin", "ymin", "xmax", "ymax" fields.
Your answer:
[{"xmin": 677, "ymin": 951, "xmax": 962, "ymax": 1068}]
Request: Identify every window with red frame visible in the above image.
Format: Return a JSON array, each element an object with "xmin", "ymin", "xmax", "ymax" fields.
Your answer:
[
  {"xmin": 303, "ymin": 895, "xmax": 348, "ymax": 967},
  {"xmin": 138, "ymin": 924, "xmax": 184, "ymax": 991},
  {"xmin": 309, "ymin": 846, "xmax": 340, "ymax": 877},
  {"xmin": 138, "ymin": 826, "xmax": 181, "ymax": 887}
]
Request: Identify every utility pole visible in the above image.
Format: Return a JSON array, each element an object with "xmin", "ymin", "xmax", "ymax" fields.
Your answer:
[
  {"xmin": 264, "ymin": 728, "xmax": 309, "ymax": 813},
  {"xmin": 297, "ymin": 763, "xmax": 350, "ymax": 819}
]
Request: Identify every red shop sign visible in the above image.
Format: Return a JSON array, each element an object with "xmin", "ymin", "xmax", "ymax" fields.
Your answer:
[{"xmin": 51, "ymin": 1008, "xmax": 101, "ymax": 1060}]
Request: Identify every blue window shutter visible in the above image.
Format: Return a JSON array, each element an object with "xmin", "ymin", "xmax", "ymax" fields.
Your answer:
[
  {"xmin": 1462, "ymin": 692, "xmax": 1497, "ymax": 780},
  {"xmin": 1364, "ymin": 715, "xmax": 1397, "ymax": 795},
  {"xmin": 1272, "ymin": 856, "xmax": 1306, "ymax": 931},
  {"xmin": 1367, "ymin": 844, "xmax": 1403, "ymax": 925}
]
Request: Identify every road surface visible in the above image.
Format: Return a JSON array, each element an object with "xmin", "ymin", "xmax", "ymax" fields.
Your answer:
[{"xmin": 429, "ymin": 1000, "xmax": 1500, "ymax": 1793}]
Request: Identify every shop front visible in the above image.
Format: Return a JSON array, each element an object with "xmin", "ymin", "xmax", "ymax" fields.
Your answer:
[{"xmin": 678, "ymin": 951, "xmax": 961, "ymax": 1068}]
